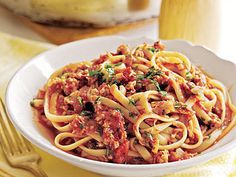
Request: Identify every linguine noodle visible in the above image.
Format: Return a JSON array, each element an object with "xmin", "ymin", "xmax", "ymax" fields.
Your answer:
[{"xmin": 31, "ymin": 42, "xmax": 236, "ymax": 164}]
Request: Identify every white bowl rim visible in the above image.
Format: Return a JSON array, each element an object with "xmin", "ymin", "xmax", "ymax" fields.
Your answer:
[{"xmin": 5, "ymin": 35, "xmax": 236, "ymax": 170}]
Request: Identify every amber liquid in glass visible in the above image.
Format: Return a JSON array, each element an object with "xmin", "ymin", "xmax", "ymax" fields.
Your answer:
[{"xmin": 159, "ymin": 0, "xmax": 220, "ymax": 51}]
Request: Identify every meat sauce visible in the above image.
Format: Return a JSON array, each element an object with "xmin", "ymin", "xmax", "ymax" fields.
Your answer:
[{"xmin": 31, "ymin": 42, "xmax": 235, "ymax": 164}]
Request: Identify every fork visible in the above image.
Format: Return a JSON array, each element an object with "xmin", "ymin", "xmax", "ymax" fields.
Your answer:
[{"xmin": 0, "ymin": 98, "xmax": 48, "ymax": 177}]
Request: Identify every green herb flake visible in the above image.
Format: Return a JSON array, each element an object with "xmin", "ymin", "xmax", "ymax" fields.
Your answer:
[
  {"xmin": 79, "ymin": 124, "xmax": 84, "ymax": 129},
  {"xmin": 151, "ymin": 80, "xmax": 161, "ymax": 91},
  {"xmin": 89, "ymin": 69, "xmax": 105, "ymax": 85},
  {"xmin": 129, "ymin": 98, "xmax": 136, "ymax": 106},
  {"xmin": 160, "ymin": 91, "xmax": 167, "ymax": 97},
  {"xmin": 143, "ymin": 67, "xmax": 163, "ymax": 80},
  {"xmin": 77, "ymin": 96, "xmax": 83, "ymax": 106},
  {"xmin": 145, "ymin": 132, "xmax": 153, "ymax": 141},
  {"xmin": 111, "ymin": 79, "xmax": 120, "ymax": 86},
  {"xmin": 136, "ymin": 74, "xmax": 145, "ymax": 81},
  {"xmin": 186, "ymin": 71, "xmax": 192, "ymax": 80},
  {"xmin": 80, "ymin": 110, "xmax": 93, "ymax": 118},
  {"xmin": 107, "ymin": 68, "xmax": 115, "ymax": 75},
  {"xmin": 94, "ymin": 96, "xmax": 101, "ymax": 104},
  {"xmin": 105, "ymin": 64, "xmax": 112, "ymax": 69},
  {"xmin": 188, "ymin": 83, "xmax": 195, "ymax": 89},
  {"xmin": 105, "ymin": 64, "xmax": 115, "ymax": 75},
  {"xmin": 115, "ymin": 108, "xmax": 121, "ymax": 112},
  {"xmin": 174, "ymin": 102, "xmax": 181, "ymax": 109},
  {"xmin": 174, "ymin": 102, "xmax": 187, "ymax": 109},
  {"xmin": 156, "ymin": 70, "xmax": 163, "ymax": 75},
  {"xmin": 129, "ymin": 112, "xmax": 136, "ymax": 118},
  {"xmin": 89, "ymin": 70, "xmax": 101, "ymax": 77},
  {"xmin": 100, "ymin": 78, "xmax": 106, "ymax": 85},
  {"xmin": 114, "ymin": 62, "xmax": 122, "ymax": 66},
  {"xmin": 148, "ymin": 47, "xmax": 156, "ymax": 53},
  {"xmin": 145, "ymin": 67, "xmax": 155, "ymax": 78}
]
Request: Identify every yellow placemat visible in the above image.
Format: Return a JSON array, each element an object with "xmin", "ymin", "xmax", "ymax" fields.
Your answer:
[
  {"xmin": 0, "ymin": 31, "xmax": 236, "ymax": 177},
  {"xmin": 0, "ymin": 32, "xmax": 101, "ymax": 177}
]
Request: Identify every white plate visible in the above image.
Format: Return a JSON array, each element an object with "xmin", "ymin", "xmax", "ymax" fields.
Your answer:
[{"xmin": 5, "ymin": 36, "xmax": 236, "ymax": 177}]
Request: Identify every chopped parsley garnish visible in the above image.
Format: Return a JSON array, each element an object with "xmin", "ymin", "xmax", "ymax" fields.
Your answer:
[
  {"xmin": 88, "ymin": 69, "xmax": 105, "ymax": 85},
  {"xmin": 89, "ymin": 65, "xmax": 119, "ymax": 86},
  {"xmin": 151, "ymin": 80, "xmax": 161, "ymax": 91},
  {"xmin": 79, "ymin": 124, "xmax": 84, "ymax": 129},
  {"xmin": 174, "ymin": 102, "xmax": 181, "ymax": 109},
  {"xmin": 94, "ymin": 96, "xmax": 101, "ymax": 104},
  {"xmin": 110, "ymin": 79, "xmax": 121, "ymax": 86},
  {"xmin": 89, "ymin": 69, "xmax": 102, "ymax": 77},
  {"xmin": 129, "ymin": 98, "xmax": 136, "ymax": 106},
  {"xmin": 80, "ymin": 110, "xmax": 93, "ymax": 118},
  {"xmin": 137, "ymin": 67, "xmax": 167, "ymax": 96},
  {"xmin": 160, "ymin": 91, "xmax": 167, "ymax": 97},
  {"xmin": 186, "ymin": 71, "xmax": 192, "ymax": 80},
  {"xmin": 174, "ymin": 102, "xmax": 187, "ymax": 109},
  {"xmin": 129, "ymin": 112, "xmax": 136, "ymax": 118},
  {"xmin": 188, "ymin": 83, "xmax": 195, "ymax": 89},
  {"xmin": 136, "ymin": 74, "xmax": 145, "ymax": 80},
  {"xmin": 77, "ymin": 96, "xmax": 83, "ymax": 106},
  {"xmin": 105, "ymin": 64, "xmax": 115, "ymax": 75},
  {"xmin": 145, "ymin": 132, "xmax": 153, "ymax": 141},
  {"xmin": 116, "ymin": 108, "xmax": 125, "ymax": 116},
  {"xmin": 145, "ymin": 67, "xmax": 162, "ymax": 79},
  {"xmin": 114, "ymin": 62, "xmax": 122, "ymax": 66},
  {"xmin": 137, "ymin": 67, "xmax": 162, "ymax": 81},
  {"xmin": 105, "ymin": 64, "xmax": 120, "ymax": 85},
  {"xmin": 115, "ymin": 108, "xmax": 121, "ymax": 112},
  {"xmin": 148, "ymin": 47, "xmax": 156, "ymax": 53}
]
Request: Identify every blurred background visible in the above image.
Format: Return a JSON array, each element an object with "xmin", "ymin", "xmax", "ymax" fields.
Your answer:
[{"xmin": 0, "ymin": 0, "xmax": 235, "ymax": 59}]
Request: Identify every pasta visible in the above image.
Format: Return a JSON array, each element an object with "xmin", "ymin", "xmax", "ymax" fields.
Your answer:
[{"xmin": 31, "ymin": 41, "xmax": 236, "ymax": 164}]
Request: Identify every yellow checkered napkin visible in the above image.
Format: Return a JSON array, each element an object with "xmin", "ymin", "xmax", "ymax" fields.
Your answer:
[{"xmin": 0, "ymin": 31, "xmax": 236, "ymax": 177}]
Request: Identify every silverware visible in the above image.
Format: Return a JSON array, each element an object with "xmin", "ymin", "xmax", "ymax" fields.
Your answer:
[{"xmin": 0, "ymin": 98, "xmax": 48, "ymax": 177}]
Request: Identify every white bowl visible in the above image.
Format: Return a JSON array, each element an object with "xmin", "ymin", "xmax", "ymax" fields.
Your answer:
[{"xmin": 6, "ymin": 36, "xmax": 236, "ymax": 177}]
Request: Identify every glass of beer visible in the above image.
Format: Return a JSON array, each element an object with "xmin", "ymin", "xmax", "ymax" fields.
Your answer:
[{"xmin": 159, "ymin": 0, "xmax": 220, "ymax": 51}]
